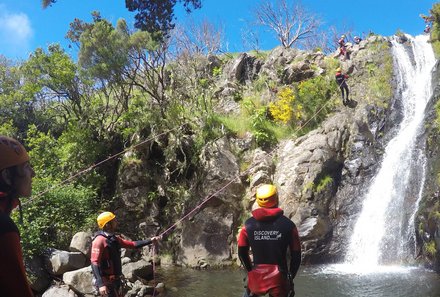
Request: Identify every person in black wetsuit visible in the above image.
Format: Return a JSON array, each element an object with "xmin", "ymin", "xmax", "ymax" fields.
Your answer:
[
  {"xmin": 238, "ymin": 184, "xmax": 302, "ymax": 297},
  {"xmin": 335, "ymin": 67, "xmax": 350, "ymax": 106}
]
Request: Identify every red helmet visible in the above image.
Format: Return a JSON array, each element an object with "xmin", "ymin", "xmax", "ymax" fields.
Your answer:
[{"xmin": 0, "ymin": 136, "xmax": 29, "ymax": 171}]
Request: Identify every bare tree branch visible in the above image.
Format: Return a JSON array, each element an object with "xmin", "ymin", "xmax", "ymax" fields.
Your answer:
[{"xmin": 254, "ymin": 0, "xmax": 320, "ymax": 48}]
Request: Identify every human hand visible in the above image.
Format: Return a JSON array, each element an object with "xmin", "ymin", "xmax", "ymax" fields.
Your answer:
[
  {"xmin": 99, "ymin": 285, "xmax": 108, "ymax": 296},
  {"xmin": 151, "ymin": 235, "xmax": 162, "ymax": 243}
]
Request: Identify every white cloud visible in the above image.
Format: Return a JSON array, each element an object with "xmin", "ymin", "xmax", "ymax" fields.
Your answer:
[{"xmin": 0, "ymin": 5, "xmax": 33, "ymax": 58}]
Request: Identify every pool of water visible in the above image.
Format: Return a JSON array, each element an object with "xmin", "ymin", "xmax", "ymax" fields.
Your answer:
[{"xmin": 156, "ymin": 264, "xmax": 440, "ymax": 297}]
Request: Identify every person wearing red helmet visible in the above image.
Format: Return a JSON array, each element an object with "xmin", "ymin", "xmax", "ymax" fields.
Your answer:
[
  {"xmin": 238, "ymin": 184, "xmax": 301, "ymax": 297},
  {"xmin": 338, "ymin": 34, "xmax": 349, "ymax": 60},
  {"xmin": 0, "ymin": 136, "xmax": 36, "ymax": 297},
  {"xmin": 91, "ymin": 211, "xmax": 161, "ymax": 297}
]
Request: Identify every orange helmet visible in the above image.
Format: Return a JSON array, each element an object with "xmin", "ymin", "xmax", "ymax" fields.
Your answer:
[
  {"xmin": 97, "ymin": 211, "xmax": 116, "ymax": 229},
  {"xmin": 0, "ymin": 136, "xmax": 29, "ymax": 171},
  {"xmin": 256, "ymin": 184, "xmax": 278, "ymax": 208}
]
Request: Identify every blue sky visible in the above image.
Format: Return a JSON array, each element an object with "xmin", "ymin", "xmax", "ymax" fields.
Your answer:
[{"xmin": 0, "ymin": 0, "xmax": 437, "ymax": 60}]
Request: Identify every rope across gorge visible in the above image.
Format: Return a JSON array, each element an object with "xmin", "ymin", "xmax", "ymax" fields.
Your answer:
[{"xmin": 25, "ymin": 94, "xmax": 335, "ymax": 238}]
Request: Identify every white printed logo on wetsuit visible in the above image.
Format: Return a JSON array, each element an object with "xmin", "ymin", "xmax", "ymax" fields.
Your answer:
[{"xmin": 254, "ymin": 230, "xmax": 282, "ymax": 240}]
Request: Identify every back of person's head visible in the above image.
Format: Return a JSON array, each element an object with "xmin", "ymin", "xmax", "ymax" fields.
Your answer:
[
  {"xmin": 256, "ymin": 184, "xmax": 278, "ymax": 208},
  {"xmin": 0, "ymin": 136, "xmax": 30, "ymax": 193},
  {"xmin": 97, "ymin": 211, "xmax": 116, "ymax": 230}
]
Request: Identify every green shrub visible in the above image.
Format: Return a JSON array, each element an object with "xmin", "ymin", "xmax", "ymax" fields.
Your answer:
[
  {"xmin": 16, "ymin": 179, "xmax": 97, "ymax": 258},
  {"xmin": 296, "ymin": 76, "xmax": 336, "ymax": 132},
  {"xmin": 425, "ymin": 240, "xmax": 437, "ymax": 257}
]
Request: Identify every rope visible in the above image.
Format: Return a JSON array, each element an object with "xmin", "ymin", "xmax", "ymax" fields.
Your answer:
[
  {"xmin": 23, "ymin": 125, "xmax": 184, "ymax": 206},
  {"xmin": 156, "ymin": 96, "xmax": 334, "ymax": 240}
]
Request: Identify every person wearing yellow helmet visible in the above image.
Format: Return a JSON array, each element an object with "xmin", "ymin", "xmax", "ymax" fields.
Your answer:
[
  {"xmin": 0, "ymin": 136, "xmax": 35, "ymax": 297},
  {"xmin": 336, "ymin": 67, "xmax": 350, "ymax": 106},
  {"xmin": 238, "ymin": 184, "xmax": 301, "ymax": 297},
  {"xmin": 91, "ymin": 211, "xmax": 161, "ymax": 297}
]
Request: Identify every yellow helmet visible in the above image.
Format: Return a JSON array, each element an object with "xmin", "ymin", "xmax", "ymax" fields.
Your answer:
[
  {"xmin": 97, "ymin": 211, "xmax": 116, "ymax": 229},
  {"xmin": 336, "ymin": 67, "xmax": 342, "ymax": 72},
  {"xmin": 256, "ymin": 184, "xmax": 278, "ymax": 208}
]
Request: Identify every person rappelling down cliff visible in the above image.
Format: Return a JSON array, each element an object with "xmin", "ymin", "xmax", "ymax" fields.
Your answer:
[{"xmin": 335, "ymin": 68, "xmax": 351, "ymax": 106}]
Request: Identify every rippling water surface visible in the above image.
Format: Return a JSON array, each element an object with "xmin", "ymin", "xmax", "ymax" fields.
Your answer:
[{"xmin": 156, "ymin": 265, "xmax": 440, "ymax": 297}]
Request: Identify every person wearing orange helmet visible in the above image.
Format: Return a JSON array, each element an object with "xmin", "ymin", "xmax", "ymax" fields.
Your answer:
[
  {"xmin": 238, "ymin": 184, "xmax": 301, "ymax": 297},
  {"xmin": 0, "ymin": 136, "xmax": 36, "ymax": 297},
  {"xmin": 91, "ymin": 211, "xmax": 161, "ymax": 297}
]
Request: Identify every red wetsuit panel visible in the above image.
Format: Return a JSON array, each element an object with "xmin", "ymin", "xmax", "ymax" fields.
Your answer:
[{"xmin": 0, "ymin": 215, "xmax": 34, "ymax": 297}]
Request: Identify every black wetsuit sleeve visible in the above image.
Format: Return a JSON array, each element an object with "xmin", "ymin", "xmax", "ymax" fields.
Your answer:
[
  {"xmin": 134, "ymin": 238, "xmax": 153, "ymax": 248},
  {"xmin": 238, "ymin": 246, "xmax": 253, "ymax": 272},
  {"xmin": 91, "ymin": 263, "xmax": 104, "ymax": 288},
  {"xmin": 289, "ymin": 250, "xmax": 301, "ymax": 278}
]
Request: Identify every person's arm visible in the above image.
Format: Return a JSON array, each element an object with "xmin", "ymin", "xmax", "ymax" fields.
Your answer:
[
  {"xmin": 289, "ymin": 227, "xmax": 302, "ymax": 278},
  {"xmin": 90, "ymin": 237, "xmax": 105, "ymax": 289},
  {"xmin": 118, "ymin": 236, "xmax": 161, "ymax": 249},
  {"xmin": 237, "ymin": 226, "xmax": 252, "ymax": 271},
  {"xmin": 0, "ymin": 232, "xmax": 34, "ymax": 297}
]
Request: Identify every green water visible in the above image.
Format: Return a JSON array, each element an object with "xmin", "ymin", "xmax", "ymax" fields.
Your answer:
[{"xmin": 156, "ymin": 265, "xmax": 440, "ymax": 297}]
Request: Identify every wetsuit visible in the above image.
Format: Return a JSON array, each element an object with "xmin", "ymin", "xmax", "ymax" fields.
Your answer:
[
  {"xmin": 338, "ymin": 38, "xmax": 348, "ymax": 58},
  {"xmin": 0, "ymin": 194, "xmax": 34, "ymax": 297},
  {"xmin": 238, "ymin": 208, "xmax": 301, "ymax": 297},
  {"xmin": 91, "ymin": 232, "xmax": 153, "ymax": 297},
  {"xmin": 335, "ymin": 71, "xmax": 350, "ymax": 105}
]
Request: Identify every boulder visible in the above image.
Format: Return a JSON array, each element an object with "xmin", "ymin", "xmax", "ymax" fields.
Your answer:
[
  {"xmin": 63, "ymin": 266, "xmax": 95, "ymax": 296},
  {"xmin": 69, "ymin": 231, "xmax": 92, "ymax": 258},
  {"xmin": 121, "ymin": 259, "xmax": 153, "ymax": 282},
  {"xmin": 45, "ymin": 249, "xmax": 88, "ymax": 276},
  {"xmin": 42, "ymin": 285, "xmax": 78, "ymax": 297}
]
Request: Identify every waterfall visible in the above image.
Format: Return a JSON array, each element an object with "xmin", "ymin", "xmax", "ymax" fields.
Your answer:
[{"xmin": 344, "ymin": 35, "xmax": 436, "ymax": 270}]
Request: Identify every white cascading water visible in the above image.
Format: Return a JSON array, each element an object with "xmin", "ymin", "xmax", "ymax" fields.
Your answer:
[{"xmin": 344, "ymin": 35, "xmax": 436, "ymax": 271}]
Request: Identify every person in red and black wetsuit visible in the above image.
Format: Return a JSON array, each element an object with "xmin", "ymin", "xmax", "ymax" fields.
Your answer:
[
  {"xmin": 0, "ymin": 136, "xmax": 36, "ymax": 297},
  {"xmin": 338, "ymin": 34, "xmax": 349, "ymax": 60},
  {"xmin": 238, "ymin": 184, "xmax": 301, "ymax": 297},
  {"xmin": 335, "ymin": 67, "xmax": 350, "ymax": 106},
  {"xmin": 91, "ymin": 211, "xmax": 161, "ymax": 297}
]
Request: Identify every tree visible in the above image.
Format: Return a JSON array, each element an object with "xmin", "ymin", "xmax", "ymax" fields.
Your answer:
[
  {"xmin": 254, "ymin": 0, "xmax": 320, "ymax": 48},
  {"xmin": 42, "ymin": 0, "xmax": 201, "ymax": 36},
  {"xmin": 171, "ymin": 18, "xmax": 224, "ymax": 57}
]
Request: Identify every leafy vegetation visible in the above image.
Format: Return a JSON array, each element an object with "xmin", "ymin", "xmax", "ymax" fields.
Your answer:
[
  {"xmin": 429, "ymin": 3, "xmax": 440, "ymax": 58},
  {"xmin": 0, "ymin": 7, "xmax": 390, "ymax": 260}
]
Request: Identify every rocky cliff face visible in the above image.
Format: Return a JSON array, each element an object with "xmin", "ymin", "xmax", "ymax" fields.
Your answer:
[
  {"xmin": 114, "ymin": 36, "xmax": 439, "ymax": 270},
  {"xmin": 417, "ymin": 59, "xmax": 440, "ymax": 272}
]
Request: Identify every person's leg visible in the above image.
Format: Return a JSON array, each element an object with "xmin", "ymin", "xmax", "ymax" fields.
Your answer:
[
  {"xmin": 340, "ymin": 86, "xmax": 347, "ymax": 105},
  {"xmin": 344, "ymin": 84, "xmax": 350, "ymax": 101}
]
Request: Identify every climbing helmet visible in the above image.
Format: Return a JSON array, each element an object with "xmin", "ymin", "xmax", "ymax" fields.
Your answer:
[
  {"xmin": 256, "ymin": 184, "xmax": 278, "ymax": 208},
  {"xmin": 97, "ymin": 211, "xmax": 116, "ymax": 229}
]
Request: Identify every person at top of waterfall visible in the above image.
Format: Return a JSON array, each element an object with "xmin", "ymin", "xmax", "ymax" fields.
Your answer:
[
  {"xmin": 238, "ymin": 184, "xmax": 302, "ymax": 297},
  {"xmin": 0, "ymin": 136, "xmax": 36, "ymax": 297},
  {"xmin": 335, "ymin": 67, "xmax": 350, "ymax": 106},
  {"xmin": 424, "ymin": 24, "xmax": 431, "ymax": 34},
  {"xmin": 91, "ymin": 211, "xmax": 162, "ymax": 297},
  {"xmin": 338, "ymin": 34, "xmax": 349, "ymax": 60}
]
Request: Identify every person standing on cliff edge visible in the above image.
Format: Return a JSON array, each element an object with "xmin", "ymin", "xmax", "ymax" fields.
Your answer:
[{"xmin": 238, "ymin": 184, "xmax": 302, "ymax": 297}]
